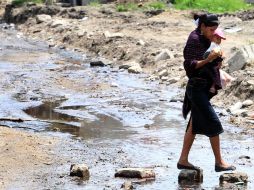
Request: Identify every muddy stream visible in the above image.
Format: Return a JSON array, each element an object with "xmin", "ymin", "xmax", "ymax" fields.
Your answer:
[{"xmin": 0, "ymin": 24, "xmax": 253, "ymax": 190}]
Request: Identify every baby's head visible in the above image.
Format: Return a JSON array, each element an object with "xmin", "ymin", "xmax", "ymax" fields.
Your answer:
[{"xmin": 212, "ymin": 28, "xmax": 226, "ymax": 44}]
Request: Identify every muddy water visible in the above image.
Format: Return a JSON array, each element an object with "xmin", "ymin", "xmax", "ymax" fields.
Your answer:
[{"xmin": 0, "ymin": 24, "xmax": 253, "ymax": 190}]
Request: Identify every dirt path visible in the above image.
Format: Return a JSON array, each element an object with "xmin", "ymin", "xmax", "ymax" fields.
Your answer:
[{"xmin": 0, "ymin": 127, "xmax": 57, "ymax": 189}]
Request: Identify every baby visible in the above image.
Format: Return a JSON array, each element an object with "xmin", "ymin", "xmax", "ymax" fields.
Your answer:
[{"xmin": 202, "ymin": 28, "xmax": 234, "ymax": 93}]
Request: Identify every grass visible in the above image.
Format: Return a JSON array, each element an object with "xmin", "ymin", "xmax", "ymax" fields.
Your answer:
[
  {"xmin": 146, "ymin": 1, "xmax": 167, "ymax": 10},
  {"xmin": 88, "ymin": 0, "xmax": 101, "ymax": 7},
  {"xmin": 173, "ymin": 0, "xmax": 253, "ymax": 13},
  {"xmin": 116, "ymin": 1, "xmax": 167, "ymax": 12},
  {"xmin": 116, "ymin": 2, "xmax": 139, "ymax": 12},
  {"xmin": 12, "ymin": 0, "xmax": 44, "ymax": 6}
]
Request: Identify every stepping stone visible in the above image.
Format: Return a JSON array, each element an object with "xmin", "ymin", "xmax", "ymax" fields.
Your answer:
[
  {"xmin": 178, "ymin": 169, "xmax": 203, "ymax": 184},
  {"xmin": 219, "ymin": 172, "xmax": 248, "ymax": 184}
]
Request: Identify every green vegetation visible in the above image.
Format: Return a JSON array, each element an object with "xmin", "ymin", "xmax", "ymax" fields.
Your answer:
[
  {"xmin": 88, "ymin": 0, "xmax": 101, "ymax": 7},
  {"xmin": 12, "ymin": 0, "xmax": 44, "ymax": 6},
  {"xmin": 116, "ymin": 2, "xmax": 139, "ymax": 12},
  {"xmin": 116, "ymin": 1, "xmax": 167, "ymax": 12},
  {"xmin": 173, "ymin": 0, "xmax": 252, "ymax": 13},
  {"xmin": 146, "ymin": 1, "xmax": 167, "ymax": 10}
]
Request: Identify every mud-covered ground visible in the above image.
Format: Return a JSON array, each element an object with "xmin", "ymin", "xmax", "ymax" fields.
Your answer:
[{"xmin": 0, "ymin": 2, "xmax": 254, "ymax": 190}]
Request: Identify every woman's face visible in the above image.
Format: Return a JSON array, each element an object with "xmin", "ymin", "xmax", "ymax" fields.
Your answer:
[{"xmin": 201, "ymin": 24, "xmax": 218, "ymax": 41}]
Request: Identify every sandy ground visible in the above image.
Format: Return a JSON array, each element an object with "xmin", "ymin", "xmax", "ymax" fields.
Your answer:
[{"xmin": 0, "ymin": 127, "xmax": 57, "ymax": 189}]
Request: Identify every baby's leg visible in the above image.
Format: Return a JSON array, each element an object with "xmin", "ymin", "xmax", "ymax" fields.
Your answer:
[
  {"xmin": 209, "ymin": 83, "xmax": 216, "ymax": 93},
  {"xmin": 220, "ymin": 70, "xmax": 235, "ymax": 82}
]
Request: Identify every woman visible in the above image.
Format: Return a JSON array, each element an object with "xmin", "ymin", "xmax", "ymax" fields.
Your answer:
[{"xmin": 177, "ymin": 14, "xmax": 236, "ymax": 172}]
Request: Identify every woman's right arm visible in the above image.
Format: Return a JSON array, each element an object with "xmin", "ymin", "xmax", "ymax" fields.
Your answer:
[
  {"xmin": 184, "ymin": 36, "xmax": 220, "ymax": 72},
  {"xmin": 195, "ymin": 51, "xmax": 220, "ymax": 69}
]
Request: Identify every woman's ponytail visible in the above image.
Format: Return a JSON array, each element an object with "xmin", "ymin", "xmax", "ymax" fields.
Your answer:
[{"xmin": 193, "ymin": 13, "xmax": 219, "ymax": 28}]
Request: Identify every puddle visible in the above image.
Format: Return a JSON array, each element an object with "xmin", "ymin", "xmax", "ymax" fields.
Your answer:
[{"xmin": 24, "ymin": 102, "xmax": 137, "ymax": 139}]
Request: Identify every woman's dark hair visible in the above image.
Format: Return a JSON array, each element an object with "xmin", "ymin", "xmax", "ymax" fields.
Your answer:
[{"xmin": 193, "ymin": 13, "xmax": 219, "ymax": 28}]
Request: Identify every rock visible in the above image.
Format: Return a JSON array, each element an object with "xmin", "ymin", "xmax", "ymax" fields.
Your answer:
[
  {"xmin": 110, "ymin": 82, "xmax": 118, "ymax": 87},
  {"xmin": 132, "ymin": 178, "xmax": 155, "ymax": 184},
  {"xmin": 33, "ymin": 29, "xmax": 42, "ymax": 33},
  {"xmin": 77, "ymin": 30, "xmax": 86, "ymax": 38},
  {"xmin": 219, "ymin": 172, "xmax": 248, "ymax": 184},
  {"xmin": 219, "ymin": 109, "xmax": 229, "ymax": 116},
  {"xmin": 50, "ymin": 19, "xmax": 68, "ymax": 28},
  {"xmin": 115, "ymin": 168, "xmax": 155, "ymax": 179},
  {"xmin": 178, "ymin": 169, "xmax": 203, "ymax": 184},
  {"xmin": 90, "ymin": 61, "xmax": 105, "ymax": 67},
  {"xmin": 232, "ymin": 109, "xmax": 248, "ymax": 116},
  {"xmin": 128, "ymin": 65, "xmax": 142, "ymax": 74},
  {"xmin": 136, "ymin": 40, "xmax": 145, "ymax": 46},
  {"xmin": 144, "ymin": 124, "xmax": 152, "ymax": 129},
  {"xmin": 229, "ymin": 102, "xmax": 243, "ymax": 113},
  {"xmin": 155, "ymin": 49, "xmax": 174, "ymax": 62},
  {"xmin": 242, "ymin": 99, "xmax": 253, "ymax": 107},
  {"xmin": 228, "ymin": 44, "xmax": 254, "ymax": 73},
  {"xmin": 144, "ymin": 9, "xmax": 164, "ymax": 17},
  {"xmin": 169, "ymin": 98, "xmax": 178, "ymax": 102},
  {"xmin": 104, "ymin": 31, "xmax": 124, "ymax": 38},
  {"xmin": 215, "ymin": 183, "xmax": 244, "ymax": 190},
  {"xmin": 247, "ymin": 80, "xmax": 254, "ymax": 85},
  {"xmin": 247, "ymin": 112, "xmax": 254, "ymax": 119},
  {"xmin": 161, "ymin": 76, "xmax": 168, "ymax": 82},
  {"xmin": 119, "ymin": 61, "xmax": 139, "ymax": 70},
  {"xmin": 64, "ymin": 10, "xmax": 86, "ymax": 19},
  {"xmin": 36, "ymin": 14, "xmax": 52, "ymax": 24},
  {"xmin": 51, "ymin": 127, "xmax": 60, "ymax": 132},
  {"xmin": 70, "ymin": 164, "xmax": 90, "ymax": 179},
  {"xmin": 119, "ymin": 65, "xmax": 131, "ymax": 69},
  {"xmin": 168, "ymin": 77, "xmax": 180, "ymax": 84},
  {"xmin": 158, "ymin": 69, "xmax": 168, "ymax": 78},
  {"xmin": 121, "ymin": 181, "xmax": 133, "ymax": 190},
  {"xmin": 2, "ymin": 23, "xmax": 15, "ymax": 30},
  {"xmin": 128, "ymin": 63, "xmax": 142, "ymax": 74},
  {"xmin": 147, "ymin": 75, "xmax": 159, "ymax": 81},
  {"xmin": 48, "ymin": 42, "xmax": 56, "ymax": 48}
]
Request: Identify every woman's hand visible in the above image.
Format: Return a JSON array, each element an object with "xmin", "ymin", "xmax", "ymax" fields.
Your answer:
[
  {"xmin": 207, "ymin": 49, "xmax": 221, "ymax": 62},
  {"xmin": 195, "ymin": 49, "xmax": 222, "ymax": 69}
]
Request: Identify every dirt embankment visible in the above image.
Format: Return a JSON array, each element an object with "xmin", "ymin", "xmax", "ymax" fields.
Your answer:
[{"xmin": 1, "ymin": 3, "xmax": 254, "ymax": 127}]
